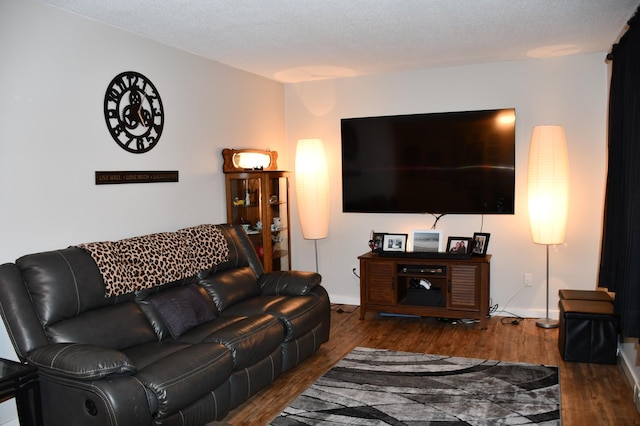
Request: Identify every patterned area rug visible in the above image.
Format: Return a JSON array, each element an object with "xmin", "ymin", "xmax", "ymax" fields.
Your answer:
[{"xmin": 271, "ymin": 347, "xmax": 560, "ymax": 425}]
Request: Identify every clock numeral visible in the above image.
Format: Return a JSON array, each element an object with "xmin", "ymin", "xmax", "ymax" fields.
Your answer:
[
  {"xmin": 116, "ymin": 79, "xmax": 127, "ymax": 92},
  {"xmin": 107, "ymin": 87, "xmax": 121, "ymax": 102},
  {"xmin": 107, "ymin": 109, "xmax": 118, "ymax": 119},
  {"xmin": 137, "ymin": 138, "xmax": 146, "ymax": 151},
  {"xmin": 113, "ymin": 125, "xmax": 123, "ymax": 136},
  {"xmin": 126, "ymin": 74, "xmax": 138, "ymax": 88}
]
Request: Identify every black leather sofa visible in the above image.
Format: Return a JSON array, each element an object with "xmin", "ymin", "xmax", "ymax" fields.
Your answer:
[{"xmin": 0, "ymin": 224, "xmax": 330, "ymax": 425}]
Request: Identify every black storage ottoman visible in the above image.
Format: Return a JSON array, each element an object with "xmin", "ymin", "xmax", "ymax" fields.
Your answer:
[
  {"xmin": 558, "ymin": 289, "xmax": 614, "ymax": 303},
  {"xmin": 558, "ymin": 299, "xmax": 618, "ymax": 364}
]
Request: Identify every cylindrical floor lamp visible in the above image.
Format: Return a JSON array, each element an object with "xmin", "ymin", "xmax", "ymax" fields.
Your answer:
[
  {"xmin": 528, "ymin": 125, "xmax": 570, "ymax": 329},
  {"xmin": 295, "ymin": 138, "xmax": 329, "ymax": 272}
]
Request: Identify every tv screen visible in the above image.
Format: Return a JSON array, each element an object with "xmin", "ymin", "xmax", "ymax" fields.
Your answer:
[{"xmin": 341, "ymin": 108, "xmax": 516, "ymax": 214}]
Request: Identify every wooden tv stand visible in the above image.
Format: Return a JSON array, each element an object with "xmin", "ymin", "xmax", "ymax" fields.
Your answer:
[{"xmin": 358, "ymin": 252, "xmax": 491, "ymax": 329}]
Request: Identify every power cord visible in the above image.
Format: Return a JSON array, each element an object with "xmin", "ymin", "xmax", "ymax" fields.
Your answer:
[
  {"xmin": 331, "ymin": 304, "xmax": 359, "ymax": 314},
  {"xmin": 352, "ymin": 268, "xmax": 360, "ymax": 279},
  {"xmin": 423, "ymin": 213, "xmax": 447, "ymax": 229},
  {"xmin": 490, "ymin": 295, "xmax": 523, "ymax": 325},
  {"xmin": 500, "ymin": 312, "xmax": 524, "ymax": 325}
]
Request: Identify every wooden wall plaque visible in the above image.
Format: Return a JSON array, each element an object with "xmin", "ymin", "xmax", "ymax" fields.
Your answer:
[{"xmin": 95, "ymin": 171, "xmax": 179, "ymax": 185}]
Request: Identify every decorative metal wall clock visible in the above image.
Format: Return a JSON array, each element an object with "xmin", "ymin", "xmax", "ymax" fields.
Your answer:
[{"xmin": 103, "ymin": 71, "xmax": 164, "ymax": 153}]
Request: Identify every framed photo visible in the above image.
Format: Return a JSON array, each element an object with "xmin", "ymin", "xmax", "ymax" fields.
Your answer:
[
  {"xmin": 446, "ymin": 236, "xmax": 472, "ymax": 254},
  {"xmin": 410, "ymin": 230, "xmax": 442, "ymax": 252},
  {"xmin": 369, "ymin": 232, "xmax": 387, "ymax": 252},
  {"xmin": 382, "ymin": 234, "xmax": 408, "ymax": 252},
  {"xmin": 472, "ymin": 232, "xmax": 490, "ymax": 256}
]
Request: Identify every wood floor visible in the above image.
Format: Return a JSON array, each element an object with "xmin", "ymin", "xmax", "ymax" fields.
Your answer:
[{"xmin": 221, "ymin": 305, "xmax": 640, "ymax": 425}]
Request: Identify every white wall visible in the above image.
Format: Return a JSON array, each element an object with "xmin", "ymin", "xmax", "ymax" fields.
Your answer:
[
  {"xmin": 0, "ymin": 0, "xmax": 284, "ymax": 423},
  {"xmin": 285, "ymin": 54, "xmax": 609, "ymax": 320}
]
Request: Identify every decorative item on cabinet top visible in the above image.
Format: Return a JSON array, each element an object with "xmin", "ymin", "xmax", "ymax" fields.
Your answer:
[{"xmin": 222, "ymin": 148, "xmax": 278, "ymax": 172}]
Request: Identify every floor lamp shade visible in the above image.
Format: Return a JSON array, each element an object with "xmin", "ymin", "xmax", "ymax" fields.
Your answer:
[
  {"xmin": 527, "ymin": 125, "xmax": 569, "ymax": 245},
  {"xmin": 295, "ymin": 139, "xmax": 329, "ymax": 240}
]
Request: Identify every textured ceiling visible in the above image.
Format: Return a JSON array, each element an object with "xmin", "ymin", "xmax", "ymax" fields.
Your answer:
[{"xmin": 42, "ymin": 0, "xmax": 638, "ymax": 82}]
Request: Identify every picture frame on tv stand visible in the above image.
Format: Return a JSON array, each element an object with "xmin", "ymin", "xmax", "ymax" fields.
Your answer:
[
  {"xmin": 472, "ymin": 232, "xmax": 490, "ymax": 256},
  {"xmin": 410, "ymin": 229, "xmax": 442, "ymax": 252},
  {"xmin": 446, "ymin": 237, "xmax": 472, "ymax": 254},
  {"xmin": 382, "ymin": 234, "xmax": 408, "ymax": 252},
  {"xmin": 369, "ymin": 232, "xmax": 387, "ymax": 252}
]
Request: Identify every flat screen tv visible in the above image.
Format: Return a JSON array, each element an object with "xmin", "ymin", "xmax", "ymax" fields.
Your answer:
[{"xmin": 341, "ymin": 108, "xmax": 516, "ymax": 214}]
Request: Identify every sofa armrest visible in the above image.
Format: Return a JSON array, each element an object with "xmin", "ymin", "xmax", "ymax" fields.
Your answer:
[
  {"xmin": 259, "ymin": 271, "xmax": 321, "ymax": 296},
  {"xmin": 27, "ymin": 343, "xmax": 136, "ymax": 381}
]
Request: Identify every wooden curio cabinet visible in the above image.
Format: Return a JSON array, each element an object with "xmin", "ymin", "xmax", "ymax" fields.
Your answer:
[{"xmin": 224, "ymin": 171, "xmax": 291, "ymax": 272}]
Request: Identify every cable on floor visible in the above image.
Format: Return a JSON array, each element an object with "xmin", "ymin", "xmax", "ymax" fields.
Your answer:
[{"xmin": 499, "ymin": 311, "xmax": 524, "ymax": 326}]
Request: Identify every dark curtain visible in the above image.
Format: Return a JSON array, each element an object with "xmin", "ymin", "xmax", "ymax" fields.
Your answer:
[{"xmin": 599, "ymin": 8, "xmax": 640, "ymax": 338}]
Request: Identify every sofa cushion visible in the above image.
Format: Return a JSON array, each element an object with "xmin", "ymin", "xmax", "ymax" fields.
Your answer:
[
  {"xmin": 200, "ymin": 266, "xmax": 260, "ymax": 312},
  {"xmin": 138, "ymin": 284, "xmax": 218, "ymax": 339},
  {"xmin": 259, "ymin": 271, "xmax": 322, "ymax": 296},
  {"xmin": 121, "ymin": 341, "xmax": 191, "ymax": 371},
  {"xmin": 218, "ymin": 295, "xmax": 286, "ymax": 318},
  {"xmin": 175, "ymin": 316, "xmax": 247, "ymax": 345},
  {"xmin": 46, "ymin": 301, "xmax": 158, "ymax": 350},
  {"xmin": 206, "ymin": 314, "xmax": 284, "ymax": 369},
  {"xmin": 15, "ymin": 248, "xmax": 135, "ymax": 326},
  {"xmin": 267, "ymin": 295, "xmax": 328, "ymax": 342},
  {"xmin": 198, "ymin": 224, "xmax": 264, "ymax": 277},
  {"xmin": 135, "ymin": 342, "xmax": 232, "ymax": 420}
]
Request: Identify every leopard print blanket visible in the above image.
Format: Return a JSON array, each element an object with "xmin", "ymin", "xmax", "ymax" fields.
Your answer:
[{"xmin": 77, "ymin": 224, "xmax": 229, "ymax": 297}]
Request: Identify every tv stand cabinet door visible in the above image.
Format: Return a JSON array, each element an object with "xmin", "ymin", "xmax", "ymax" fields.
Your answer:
[
  {"xmin": 360, "ymin": 258, "xmax": 396, "ymax": 319},
  {"xmin": 447, "ymin": 264, "xmax": 481, "ymax": 311}
]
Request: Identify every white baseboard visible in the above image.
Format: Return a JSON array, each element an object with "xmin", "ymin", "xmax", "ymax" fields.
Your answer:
[
  {"xmin": 328, "ymin": 295, "xmax": 360, "ymax": 306},
  {"xmin": 619, "ymin": 349, "xmax": 637, "ymax": 385},
  {"xmin": 619, "ymin": 340, "xmax": 640, "ymax": 385},
  {"xmin": 327, "ymin": 297, "xmax": 559, "ymax": 321}
]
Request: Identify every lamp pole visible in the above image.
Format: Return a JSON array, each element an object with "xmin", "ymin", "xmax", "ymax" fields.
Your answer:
[{"xmin": 536, "ymin": 244, "xmax": 559, "ymax": 328}]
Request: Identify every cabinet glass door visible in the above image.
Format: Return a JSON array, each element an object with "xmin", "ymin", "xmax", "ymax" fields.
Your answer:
[
  {"xmin": 228, "ymin": 176, "xmax": 262, "ymax": 226},
  {"xmin": 268, "ymin": 175, "xmax": 290, "ymax": 271},
  {"xmin": 228, "ymin": 176, "xmax": 265, "ymax": 261}
]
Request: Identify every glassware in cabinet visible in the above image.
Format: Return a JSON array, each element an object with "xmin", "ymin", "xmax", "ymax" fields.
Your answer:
[{"xmin": 268, "ymin": 175, "xmax": 290, "ymax": 271}]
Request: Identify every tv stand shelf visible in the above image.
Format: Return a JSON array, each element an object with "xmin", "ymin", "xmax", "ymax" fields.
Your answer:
[{"xmin": 358, "ymin": 252, "xmax": 491, "ymax": 329}]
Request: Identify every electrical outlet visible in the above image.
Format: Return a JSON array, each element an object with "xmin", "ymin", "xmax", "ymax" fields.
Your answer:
[{"xmin": 524, "ymin": 273, "xmax": 533, "ymax": 287}]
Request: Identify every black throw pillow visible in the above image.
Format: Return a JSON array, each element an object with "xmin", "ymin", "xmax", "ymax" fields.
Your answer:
[{"xmin": 148, "ymin": 284, "xmax": 217, "ymax": 339}]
